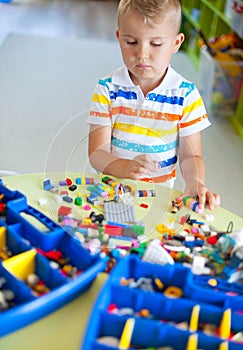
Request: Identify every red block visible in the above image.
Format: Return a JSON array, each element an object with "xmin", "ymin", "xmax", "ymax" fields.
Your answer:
[
  {"xmin": 104, "ymin": 225, "xmax": 123, "ymax": 236},
  {"xmin": 140, "ymin": 203, "xmax": 148, "ymax": 209},
  {"xmin": 66, "ymin": 178, "xmax": 73, "ymax": 186},
  {"xmin": 58, "ymin": 206, "xmax": 72, "ymax": 216}
]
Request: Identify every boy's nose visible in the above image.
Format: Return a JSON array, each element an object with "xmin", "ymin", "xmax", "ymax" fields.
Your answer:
[{"xmin": 136, "ymin": 44, "xmax": 149, "ymax": 60}]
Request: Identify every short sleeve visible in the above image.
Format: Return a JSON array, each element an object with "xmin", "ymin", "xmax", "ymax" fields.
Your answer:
[
  {"xmin": 86, "ymin": 78, "xmax": 112, "ymax": 127},
  {"xmin": 178, "ymin": 84, "xmax": 211, "ymax": 137}
]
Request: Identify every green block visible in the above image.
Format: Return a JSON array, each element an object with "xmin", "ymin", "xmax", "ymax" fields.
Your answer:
[{"xmin": 74, "ymin": 197, "xmax": 82, "ymax": 206}]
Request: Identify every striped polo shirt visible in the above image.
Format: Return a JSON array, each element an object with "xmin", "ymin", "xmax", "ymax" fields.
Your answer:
[{"xmin": 87, "ymin": 65, "xmax": 211, "ymax": 185}]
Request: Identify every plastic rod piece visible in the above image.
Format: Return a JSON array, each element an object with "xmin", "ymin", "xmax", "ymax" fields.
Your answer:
[{"xmin": 118, "ymin": 318, "xmax": 135, "ymax": 350}]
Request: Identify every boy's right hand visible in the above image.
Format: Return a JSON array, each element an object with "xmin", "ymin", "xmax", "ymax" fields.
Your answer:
[{"xmin": 125, "ymin": 154, "xmax": 158, "ymax": 180}]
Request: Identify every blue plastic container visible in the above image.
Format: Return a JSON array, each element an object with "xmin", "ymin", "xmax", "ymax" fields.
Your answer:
[
  {"xmin": 0, "ymin": 180, "xmax": 107, "ymax": 337},
  {"xmin": 82, "ymin": 255, "xmax": 243, "ymax": 350}
]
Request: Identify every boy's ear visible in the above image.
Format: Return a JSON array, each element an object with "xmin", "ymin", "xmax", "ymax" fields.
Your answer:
[
  {"xmin": 173, "ymin": 33, "xmax": 185, "ymax": 53},
  {"xmin": 116, "ymin": 28, "xmax": 120, "ymax": 39}
]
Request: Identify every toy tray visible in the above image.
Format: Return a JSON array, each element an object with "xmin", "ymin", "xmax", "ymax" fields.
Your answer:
[
  {"xmin": 82, "ymin": 254, "xmax": 243, "ymax": 350},
  {"xmin": 0, "ymin": 179, "xmax": 107, "ymax": 337}
]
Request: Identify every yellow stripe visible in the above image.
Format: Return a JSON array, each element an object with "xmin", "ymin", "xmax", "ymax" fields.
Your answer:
[
  {"xmin": 92, "ymin": 94, "xmax": 110, "ymax": 105},
  {"xmin": 113, "ymin": 122, "xmax": 177, "ymax": 138},
  {"xmin": 183, "ymin": 98, "xmax": 203, "ymax": 115}
]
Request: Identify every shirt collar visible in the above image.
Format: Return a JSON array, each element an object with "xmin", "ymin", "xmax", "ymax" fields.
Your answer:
[
  {"xmin": 112, "ymin": 65, "xmax": 182, "ymax": 91},
  {"xmin": 112, "ymin": 65, "xmax": 135, "ymax": 87}
]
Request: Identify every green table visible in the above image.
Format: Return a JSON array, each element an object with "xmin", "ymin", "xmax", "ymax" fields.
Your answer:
[{"xmin": 1, "ymin": 172, "xmax": 243, "ymax": 350}]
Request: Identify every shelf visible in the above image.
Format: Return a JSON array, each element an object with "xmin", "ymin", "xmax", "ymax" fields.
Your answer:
[
  {"xmin": 181, "ymin": 0, "xmax": 243, "ymax": 141},
  {"xmin": 200, "ymin": 0, "xmax": 231, "ymax": 25},
  {"xmin": 182, "ymin": 7, "xmax": 201, "ymax": 30}
]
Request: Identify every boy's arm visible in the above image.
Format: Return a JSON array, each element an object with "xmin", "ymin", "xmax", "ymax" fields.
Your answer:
[
  {"xmin": 88, "ymin": 124, "xmax": 154, "ymax": 179},
  {"xmin": 178, "ymin": 132, "xmax": 220, "ymax": 210}
]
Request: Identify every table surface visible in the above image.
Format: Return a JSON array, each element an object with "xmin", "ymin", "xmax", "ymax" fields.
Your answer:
[{"xmin": 1, "ymin": 173, "xmax": 243, "ymax": 350}]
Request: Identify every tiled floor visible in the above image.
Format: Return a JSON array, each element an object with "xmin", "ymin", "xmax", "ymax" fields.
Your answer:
[{"xmin": 0, "ymin": 0, "xmax": 242, "ymax": 217}]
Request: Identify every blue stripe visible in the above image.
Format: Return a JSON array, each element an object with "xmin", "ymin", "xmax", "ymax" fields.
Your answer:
[
  {"xmin": 111, "ymin": 136, "xmax": 177, "ymax": 153},
  {"xmin": 146, "ymin": 93, "xmax": 184, "ymax": 105},
  {"xmin": 158, "ymin": 155, "xmax": 177, "ymax": 168},
  {"xmin": 110, "ymin": 89, "xmax": 137, "ymax": 100},
  {"xmin": 98, "ymin": 77, "xmax": 112, "ymax": 87},
  {"xmin": 179, "ymin": 81, "xmax": 195, "ymax": 97}
]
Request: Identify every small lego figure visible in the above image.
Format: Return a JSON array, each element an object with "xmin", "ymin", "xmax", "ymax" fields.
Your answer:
[
  {"xmin": 171, "ymin": 200, "xmax": 182, "ymax": 213},
  {"xmin": 89, "ymin": 211, "xmax": 105, "ymax": 225}
]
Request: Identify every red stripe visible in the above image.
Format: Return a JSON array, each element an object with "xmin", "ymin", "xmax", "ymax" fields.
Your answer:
[{"xmin": 140, "ymin": 169, "xmax": 176, "ymax": 183}]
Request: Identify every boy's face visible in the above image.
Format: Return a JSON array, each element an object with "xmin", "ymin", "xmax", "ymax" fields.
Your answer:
[{"xmin": 116, "ymin": 9, "xmax": 184, "ymax": 92}]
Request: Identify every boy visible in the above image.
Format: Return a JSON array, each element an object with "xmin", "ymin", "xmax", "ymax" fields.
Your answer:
[{"xmin": 87, "ymin": 0, "xmax": 220, "ymax": 210}]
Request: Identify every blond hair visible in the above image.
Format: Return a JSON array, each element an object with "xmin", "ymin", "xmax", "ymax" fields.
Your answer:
[{"xmin": 117, "ymin": 0, "xmax": 182, "ymax": 33}]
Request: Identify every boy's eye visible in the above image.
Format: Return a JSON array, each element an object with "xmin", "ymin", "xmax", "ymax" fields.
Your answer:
[
  {"xmin": 151, "ymin": 43, "xmax": 162, "ymax": 47},
  {"xmin": 126, "ymin": 41, "xmax": 137, "ymax": 45}
]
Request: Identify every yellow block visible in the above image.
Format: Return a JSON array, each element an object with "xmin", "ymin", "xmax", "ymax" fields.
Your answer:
[
  {"xmin": 118, "ymin": 318, "xmax": 135, "ymax": 350},
  {"xmin": 3, "ymin": 249, "xmax": 36, "ymax": 280},
  {"xmin": 186, "ymin": 334, "xmax": 198, "ymax": 350},
  {"xmin": 219, "ymin": 341, "xmax": 228, "ymax": 350},
  {"xmin": 189, "ymin": 305, "xmax": 200, "ymax": 332},
  {"xmin": 219, "ymin": 308, "xmax": 231, "ymax": 339},
  {"xmin": 0, "ymin": 226, "xmax": 6, "ymax": 250}
]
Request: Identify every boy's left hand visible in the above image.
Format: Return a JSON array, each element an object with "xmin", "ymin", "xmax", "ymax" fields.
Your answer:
[{"xmin": 176, "ymin": 182, "xmax": 221, "ymax": 211}]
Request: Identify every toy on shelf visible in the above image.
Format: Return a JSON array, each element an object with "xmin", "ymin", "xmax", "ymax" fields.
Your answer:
[{"xmin": 198, "ymin": 31, "xmax": 243, "ymax": 117}]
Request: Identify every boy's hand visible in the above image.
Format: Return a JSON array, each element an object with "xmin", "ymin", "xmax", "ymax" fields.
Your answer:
[
  {"xmin": 176, "ymin": 181, "xmax": 221, "ymax": 211},
  {"xmin": 124, "ymin": 154, "xmax": 158, "ymax": 180}
]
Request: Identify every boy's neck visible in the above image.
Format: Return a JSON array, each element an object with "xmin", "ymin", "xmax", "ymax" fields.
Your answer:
[{"xmin": 129, "ymin": 66, "xmax": 169, "ymax": 96}]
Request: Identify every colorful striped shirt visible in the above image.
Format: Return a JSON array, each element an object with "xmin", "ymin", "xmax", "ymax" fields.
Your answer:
[{"xmin": 87, "ymin": 65, "xmax": 211, "ymax": 185}]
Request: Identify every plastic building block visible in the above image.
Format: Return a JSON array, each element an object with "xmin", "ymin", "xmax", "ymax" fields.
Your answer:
[
  {"xmin": 62, "ymin": 196, "xmax": 73, "ymax": 203},
  {"xmin": 135, "ymin": 190, "xmax": 156, "ymax": 197},
  {"xmin": 74, "ymin": 197, "xmax": 82, "ymax": 206},
  {"xmin": 104, "ymin": 202, "xmax": 136, "ymax": 224},
  {"xmin": 59, "ymin": 180, "xmax": 67, "ymax": 186},
  {"xmin": 142, "ymin": 239, "xmax": 174, "ymax": 265},
  {"xmin": 69, "ymin": 184, "xmax": 77, "ymax": 191},
  {"xmin": 89, "ymin": 211, "xmax": 105, "ymax": 225},
  {"xmin": 182, "ymin": 196, "xmax": 204, "ymax": 214},
  {"xmin": 54, "ymin": 194, "xmax": 63, "ymax": 203},
  {"xmin": 85, "ymin": 178, "xmax": 95, "ymax": 185},
  {"xmin": 66, "ymin": 178, "xmax": 72, "ymax": 186},
  {"xmin": 75, "ymin": 178, "xmax": 82, "ymax": 185},
  {"xmin": 58, "ymin": 206, "xmax": 72, "ymax": 217},
  {"xmin": 38, "ymin": 198, "xmax": 47, "ymax": 206},
  {"xmin": 140, "ymin": 203, "xmax": 149, "ymax": 209},
  {"xmin": 43, "ymin": 179, "xmax": 53, "ymax": 191}
]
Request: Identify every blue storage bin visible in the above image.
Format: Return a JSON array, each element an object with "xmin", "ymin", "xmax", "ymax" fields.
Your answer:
[
  {"xmin": 0, "ymin": 180, "xmax": 107, "ymax": 337},
  {"xmin": 82, "ymin": 255, "xmax": 243, "ymax": 350}
]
